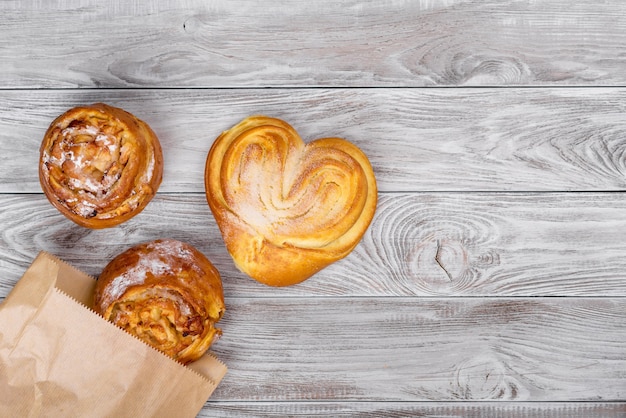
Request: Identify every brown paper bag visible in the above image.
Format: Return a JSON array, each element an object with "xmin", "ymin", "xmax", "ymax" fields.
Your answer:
[{"xmin": 0, "ymin": 252, "xmax": 227, "ymax": 417}]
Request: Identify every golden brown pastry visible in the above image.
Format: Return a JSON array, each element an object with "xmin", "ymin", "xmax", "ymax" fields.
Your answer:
[
  {"xmin": 205, "ymin": 115, "xmax": 377, "ymax": 286},
  {"xmin": 94, "ymin": 239, "xmax": 225, "ymax": 365},
  {"xmin": 39, "ymin": 103, "xmax": 163, "ymax": 228}
]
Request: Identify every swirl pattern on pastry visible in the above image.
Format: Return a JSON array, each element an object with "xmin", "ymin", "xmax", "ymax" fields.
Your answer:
[
  {"xmin": 39, "ymin": 103, "xmax": 163, "ymax": 228},
  {"xmin": 205, "ymin": 115, "xmax": 377, "ymax": 286},
  {"xmin": 94, "ymin": 239, "xmax": 225, "ymax": 365}
]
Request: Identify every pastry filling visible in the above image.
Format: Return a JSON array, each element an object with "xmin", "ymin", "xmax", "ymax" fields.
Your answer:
[
  {"xmin": 42, "ymin": 117, "xmax": 133, "ymax": 218},
  {"xmin": 108, "ymin": 288, "xmax": 212, "ymax": 359}
]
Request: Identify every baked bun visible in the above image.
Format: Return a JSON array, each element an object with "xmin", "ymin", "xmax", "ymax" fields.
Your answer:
[
  {"xmin": 205, "ymin": 115, "xmax": 377, "ymax": 286},
  {"xmin": 39, "ymin": 103, "xmax": 163, "ymax": 228},
  {"xmin": 94, "ymin": 239, "xmax": 225, "ymax": 365}
]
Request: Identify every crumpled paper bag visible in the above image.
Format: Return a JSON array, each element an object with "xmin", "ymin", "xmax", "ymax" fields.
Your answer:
[{"xmin": 0, "ymin": 252, "xmax": 227, "ymax": 417}]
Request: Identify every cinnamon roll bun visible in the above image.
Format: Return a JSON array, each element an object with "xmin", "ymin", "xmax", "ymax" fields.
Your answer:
[
  {"xmin": 39, "ymin": 103, "xmax": 163, "ymax": 228},
  {"xmin": 94, "ymin": 239, "xmax": 225, "ymax": 365},
  {"xmin": 205, "ymin": 115, "xmax": 377, "ymax": 286}
]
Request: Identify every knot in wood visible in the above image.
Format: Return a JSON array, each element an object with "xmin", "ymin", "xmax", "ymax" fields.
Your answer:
[
  {"xmin": 453, "ymin": 355, "xmax": 522, "ymax": 400},
  {"xmin": 408, "ymin": 237, "xmax": 470, "ymax": 292}
]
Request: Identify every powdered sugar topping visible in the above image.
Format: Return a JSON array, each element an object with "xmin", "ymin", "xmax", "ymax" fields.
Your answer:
[{"xmin": 105, "ymin": 240, "xmax": 198, "ymax": 303}]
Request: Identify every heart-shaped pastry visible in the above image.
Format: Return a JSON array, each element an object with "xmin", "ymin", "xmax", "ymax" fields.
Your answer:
[{"xmin": 205, "ymin": 116, "xmax": 377, "ymax": 286}]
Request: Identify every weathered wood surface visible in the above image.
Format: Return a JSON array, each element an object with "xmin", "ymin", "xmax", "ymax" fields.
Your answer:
[
  {"xmin": 2, "ymin": 193, "xmax": 626, "ymax": 298},
  {"xmin": 2, "ymin": 88, "xmax": 626, "ymax": 193},
  {"xmin": 1, "ymin": 0, "xmax": 625, "ymax": 416},
  {"xmin": 207, "ymin": 297, "xmax": 626, "ymax": 402},
  {"xmin": 197, "ymin": 402, "xmax": 626, "ymax": 418},
  {"xmin": 1, "ymin": 1, "xmax": 626, "ymax": 88}
]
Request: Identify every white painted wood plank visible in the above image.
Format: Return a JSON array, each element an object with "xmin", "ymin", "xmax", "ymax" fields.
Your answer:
[
  {"xmin": 205, "ymin": 297, "xmax": 626, "ymax": 402},
  {"xmin": 2, "ymin": 2, "xmax": 626, "ymax": 414},
  {"xmin": 196, "ymin": 402, "xmax": 626, "ymax": 417},
  {"xmin": 1, "ymin": 1, "xmax": 625, "ymax": 88},
  {"xmin": 2, "ymin": 88, "xmax": 626, "ymax": 193},
  {"xmin": 2, "ymin": 193, "xmax": 626, "ymax": 298}
]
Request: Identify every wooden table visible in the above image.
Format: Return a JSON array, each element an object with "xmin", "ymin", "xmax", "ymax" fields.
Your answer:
[{"xmin": 1, "ymin": 1, "xmax": 625, "ymax": 416}]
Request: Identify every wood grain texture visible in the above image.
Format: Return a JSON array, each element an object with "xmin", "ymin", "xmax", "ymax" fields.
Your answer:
[
  {"xmin": 196, "ymin": 402, "xmax": 626, "ymax": 418},
  {"xmin": 2, "ymin": 87, "xmax": 626, "ymax": 194},
  {"xmin": 206, "ymin": 297, "xmax": 626, "ymax": 402},
  {"xmin": 2, "ymin": 193, "xmax": 626, "ymax": 298},
  {"xmin": 1, "ymin": 1, "xmax": 626, "ymax": 88},
  {"xmin": 2, "ymin": 1, "xmax": 626, "ymax": 415}
]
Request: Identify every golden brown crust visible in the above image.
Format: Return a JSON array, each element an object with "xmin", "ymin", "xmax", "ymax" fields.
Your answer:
[
  {"xmin": 39, "ymin": 103, "xmax": 163, "ymax": 228},
  {"xmin": 205, "ymin": 116, "xmax": 377, "ymax": 286},
  {"xmin": 93, "ymin": 239, "xmax": 225, "ymax": 365}
]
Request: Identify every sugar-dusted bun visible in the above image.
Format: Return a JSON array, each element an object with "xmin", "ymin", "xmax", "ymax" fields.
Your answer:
[
  {"xmin": 205, "ymin": 115, "xmax": 377, "ymax": 286},
  {"xmin": 94, "ymin": 239, "xmax": 225, "ymax": 365},
  {"xmin": 39, "ymin": 103, "xmax": 163, "ymax": 228}
]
